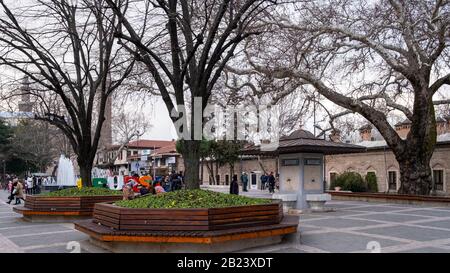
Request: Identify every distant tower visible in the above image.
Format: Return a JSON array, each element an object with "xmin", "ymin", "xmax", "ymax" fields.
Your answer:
[
  {"xmin": 98, "ymin": 95, "xmax": 113, "ymax": 149},
  {"xmin": 18, "ymin": 76, "xmax": 33, "ymax": 113}
]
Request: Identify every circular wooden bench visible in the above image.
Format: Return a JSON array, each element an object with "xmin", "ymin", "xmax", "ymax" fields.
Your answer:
[
  {"xmin": 75, "ymin": 200, "xmax": 299, "ymax": 252},
  {"xmin": 13, "ymin": 195, "xmax": 122, "ymax": 222}
]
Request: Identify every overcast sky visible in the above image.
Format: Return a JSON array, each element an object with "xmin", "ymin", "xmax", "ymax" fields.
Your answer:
[{"xmin": 142, "ymin": 96, "xmax": 177, "ymax": 141}]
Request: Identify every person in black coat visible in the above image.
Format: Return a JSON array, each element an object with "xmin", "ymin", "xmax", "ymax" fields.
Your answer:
[
  {"xmin": 230, "ymin": 174, "xmax": 239, "ymax": 195},
  {"xmin": 268, "ymin": 172, "xmax": 276, "ymax": 193}
]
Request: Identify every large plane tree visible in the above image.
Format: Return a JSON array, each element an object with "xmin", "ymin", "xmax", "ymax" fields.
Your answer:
[
  {"xmin": 105, "ymin": 0, "xmax": 276, "ymax": 189},
  {"xmin": 234, "ymin": 0, "xmax": 450, "ymax": 195}
]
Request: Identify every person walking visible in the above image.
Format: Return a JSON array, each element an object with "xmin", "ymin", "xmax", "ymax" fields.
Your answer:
[
  {"xmin": 260, "ymin": 173, "xmax": 267, "ymax": 190},
  {"xmin": 268, "ymin": 172, "xmax": 276, "ymax": 194},
  {"xmin": 14, "ymin": 180, "xmax": 25, "ymax": 205},
  {"xmin": 7, "ymin": 180, "xmax": 12, "ymax": 193},
  {"xmin": 6, "ymin": 181, "xmax": 17, "ymax": 204},
  {"xmin": 240, "ymin": 172, "xmax": 248, "ymax": 192},
  {"xmin": 230, "ymin": 174, "xmax": 239, "ymax": 195}
]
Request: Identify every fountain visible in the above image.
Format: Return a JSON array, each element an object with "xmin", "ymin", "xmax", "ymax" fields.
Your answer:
[{"xmin": 56, "ymin": 155, "xmax": 76, "ymax": 186}]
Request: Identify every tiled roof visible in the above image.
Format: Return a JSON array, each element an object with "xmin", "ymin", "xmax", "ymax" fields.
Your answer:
[
  {"xmin": 242, "ymin": 130, "xmax": 365, "ymax": 155},
  {"xmin": 395, "ymin": 119, "xmax": 412, "ymax": 126},
  {"xmin": 127, "ymin": 139, "xmax": 175, "ymax": 149},
  {"xmin": 280, "ymin": 129, "xmax": 316, "ymax": 140},
  {"xmin": 359, "ymin": 124, "xmax": 373, "ymax": 131},
  {"xmin": 151, "ymin": 143, "xmax": 179, "ymax": 156},
  {"xmin": 357, "ymin": 133, "xmax": 450, "ymax": 150},
  {"xmin": 103, "ymin": 139, "xmax": 176, "ymax": 151}
]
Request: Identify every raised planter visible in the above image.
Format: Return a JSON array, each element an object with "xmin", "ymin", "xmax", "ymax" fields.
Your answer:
[
  {"xmin": 92, "ymin": 201, "xmax": 283, "ymax": 231},
  {"xmin": 74, "ymin": 200, "xmax": 299, "ymax": 253},
  {"xmin": 328, "ymin": 191, "xmax": 450, "ymax": 207},
  {"xmin": 13, "ymin": 195, "xmax": 123, "ymax": 222}
]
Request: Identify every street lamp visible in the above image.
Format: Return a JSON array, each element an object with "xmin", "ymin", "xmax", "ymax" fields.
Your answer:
[{"xmin": 1, "ymin": 159, "xmax": 5, "ymax": 187}]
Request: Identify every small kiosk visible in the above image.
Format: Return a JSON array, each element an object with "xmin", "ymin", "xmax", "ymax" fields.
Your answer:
[{"xmin": 242, "ymin": 130, "xmax": 365, "ymax": 210}]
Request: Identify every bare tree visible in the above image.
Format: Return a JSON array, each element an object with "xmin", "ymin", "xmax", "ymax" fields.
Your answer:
[
  {"xmin": 220, "ymin": 69, "xmax": 314, "ymax": 138},
  {"xmin": 105, "ymin": 107, "xmax": 152, "ymax": 165},
  {"xmin": 105, "ymin": 0, "xmax": 276, "ymax": 188},
  {"xmin": 234, "ymin": 0, "xmax": 450, "ymax": 195},
  {"xmin": 0, "ymin": 0, "xmax": 135, "ymax": 186}
]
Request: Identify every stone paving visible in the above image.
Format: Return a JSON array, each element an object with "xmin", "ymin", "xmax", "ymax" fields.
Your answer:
[
  {"xmin": 245, "ymin": 200, "xmax": 450, "ymax": 253},
  {"xmin": 0, "ymin": 190, "xmax": 105, "ymax": 253},
  {"xmin": 1, "ymin": 189, "xmax": 450, "ymax": 253}
]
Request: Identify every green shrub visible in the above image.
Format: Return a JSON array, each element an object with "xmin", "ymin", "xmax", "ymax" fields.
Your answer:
[
  {"xmin": 41, "ymin": 187, "xmax": 122, "ymax": 197},
  {"xmin": 365, "ymin": 172, "xmax": 378, "ymax": 192},
  {"xmin": 333, "ymin": 172, "xmax": 366, "ymax": 192},
  {"xmin": 115, "ymin": 189, "xmax": 272, "ymax": 209}
]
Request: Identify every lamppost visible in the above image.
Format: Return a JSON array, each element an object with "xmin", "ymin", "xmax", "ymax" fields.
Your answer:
[
  {"xmin": 136, "ymin": 130, "xmax": 140, "ymax": 176},
  {"xmin": 1, "ymin": 158, "xmax": 5, "ymax": 188}
]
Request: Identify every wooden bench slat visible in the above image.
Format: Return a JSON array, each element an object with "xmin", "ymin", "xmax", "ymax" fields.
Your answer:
[
  {"xmin": 118, "ymin": 224, "xmax": 210, "ymax": 231},
  {"xmin": 210, "ymin": 215, "xmax": 279, "ymax": 225},
  {"xmin": 118, "ymin": 219, "xmax": 210, "ymax": 226},
  {"xmin": 209, "ymin": 210, "xmax": 279, "ymax": 220}
]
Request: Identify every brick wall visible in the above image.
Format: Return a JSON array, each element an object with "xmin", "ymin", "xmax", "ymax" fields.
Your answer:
[{"xmin": 325, "ymin": 146, "xmax": 450, "ymax": 194}]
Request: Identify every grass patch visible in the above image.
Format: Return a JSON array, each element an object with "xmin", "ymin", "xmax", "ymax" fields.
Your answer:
[
  {"xmin": 40, "ymin": 187, "xmax": 122, "ymax": 197},
  {"xmin": 115, "ymin": 189, "xmax": 272, "ymax": 209}
]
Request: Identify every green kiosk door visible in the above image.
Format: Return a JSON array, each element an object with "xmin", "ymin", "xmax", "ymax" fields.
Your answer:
[{"xmin": 92, "ymin": 178, "xmax": 107, "ymax": 188}]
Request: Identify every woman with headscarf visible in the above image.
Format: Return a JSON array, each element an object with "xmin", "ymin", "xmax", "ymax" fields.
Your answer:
[{"xmin": 230, "ymin": 174, "xmax": 239, "ymax": 195}]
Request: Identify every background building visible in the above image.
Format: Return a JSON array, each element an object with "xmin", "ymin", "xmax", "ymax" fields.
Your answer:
[
  {"xmin": 95, "ymin": 139, "xmax": 181, "ymax": 176},
  {"xmin": 325, "ymin": 117, "xmax": 450, "ymax": 195},
  {"xmin": 200, "ymin": 129, "xmax": 363, "ymax": 189}
]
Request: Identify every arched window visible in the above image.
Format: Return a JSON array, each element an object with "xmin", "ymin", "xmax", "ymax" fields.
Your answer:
[
  {"xmin": 432, "ymin": 169, "xmax": 444, "ymax": 191},
  {"xmin": 216, "ymin": 174, "xmax": 220, "ymax": 185},
  {"xmin": 329, "ymin": 172, "xmax": 338, "ymax": 184},
  {"xmin": 388, "ymin": 170, "xmax": 398, "ymax": 191}
]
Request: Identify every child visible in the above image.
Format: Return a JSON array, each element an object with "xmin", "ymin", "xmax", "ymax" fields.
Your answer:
[{"xmin": 122, "ymin": 184, "xmax": 134, "ymax": 200}]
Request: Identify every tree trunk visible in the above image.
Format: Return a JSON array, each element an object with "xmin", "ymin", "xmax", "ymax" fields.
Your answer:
[
  {"xmin": 397, "ymin": 157, "xmax": 432, "ymax": 195},
  {"xmin": 230, "ymin": 163, "xmax": 235, "ymax": 184},
  {"xmin": 205, "ymin": 162, "xmax": 216, "ymax": 185},
  {"xmin": 200, "ymin": 160, "xmax": 203, "ymax": 185},
  {"xmin": 180, "ymin": 140, "xmax": 200, "ymax": 189},
  {"xmin": 396, "ymin": 97, "xmax": 436, "ymax": 195},
  {"xmin": 79, "ymin": 161, "xmax": 93, "ymax": 187}
]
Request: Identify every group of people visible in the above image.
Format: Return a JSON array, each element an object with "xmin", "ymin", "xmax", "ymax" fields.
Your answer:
[
  {"xmin": 229, "ymin": 171, "xmax": 278, "ymax": 195},
  {"xmin": 0, "ymin": 174, "xmax": 13, "ymax": 190},
  {"xmin": 260, "ymin": 172, "xmax": 278, "ymax": 193},
  {"xmin": 5, "ymin": 178, "xmax": 25, "ymax": 205},
  {"xmin": 122, "ymin": 171, "xmax": 184, "ymax": 200},
  {"xmin": 25, "ymin": 176, "xmax": 42, "ymax": 195}
]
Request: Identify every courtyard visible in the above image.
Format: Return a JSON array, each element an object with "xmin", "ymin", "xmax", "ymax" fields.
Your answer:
[{"xmin": 1, "ymin": 189, "xmax": 450, "ymax": 253}]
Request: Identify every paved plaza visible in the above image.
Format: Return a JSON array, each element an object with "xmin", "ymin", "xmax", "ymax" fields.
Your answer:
[{"xmin": 1, "ymin": 189, "xmax": 450, "ymax": 253}]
